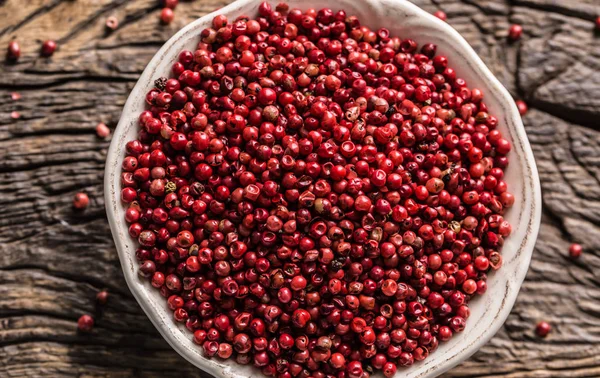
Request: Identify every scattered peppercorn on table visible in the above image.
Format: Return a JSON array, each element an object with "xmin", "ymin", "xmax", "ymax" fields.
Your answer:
[{"xmin": 1, "ymin": 0, "xmax": 599, "ymax": 377}]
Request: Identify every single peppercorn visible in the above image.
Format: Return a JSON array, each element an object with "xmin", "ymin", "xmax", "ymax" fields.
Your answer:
[
  {"xmin": 595, "ymin": 16, "xmax": 600, "ymax": 31},
  {"xmin": 535, "ymin": 321, "xmax": 551, "ymax": 338},
  {"xmin": 96, "ymin": 122, "xmax": 111, "ymax": 138},
  {"xmin": 106, "ymin": 16, "xmax": 119, "ymax": 31},
  {"xmin": 73, "ymin": 192, "xmax": 89, "ymax": 210},
  {"xmin": 162, "ymin": 0, "xmax": 178, "ymax": 9},
  {"xmin": 160, "ymin": 8, "xmax": 174, "ymax": 24},
  {"xmin": 41, "ymin": 40, "xmax": 57, "ymax": 57},
  {"xmin": 515, "ymin": 100, "xmax": 527, "ymax": 116},
  {"xmin": 6, "ymin": 41, "xmax": 20, "ymax": 61},
  {"xmin": 77, "ymin": 314, "xmax": 94, "ymax": 332},
  {"xmin": 96, "ymin": 290, "xmax": 109, "ymax": 305},
  {"xmin": 433, "ymin": 10, "xmax": 447, "ymax": 21},
  {"xmin": 569, "ymin": 243, "xmax": 582, "ymax": 259},
  {"xmin": 508, "ymin": 24, "xmax": 523, "ymax": 41}
]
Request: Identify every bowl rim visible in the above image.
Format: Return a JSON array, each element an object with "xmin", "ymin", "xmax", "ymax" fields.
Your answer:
[{"xmin": 104, "ymin": 0, "xmax": 542, "ymax": 377}]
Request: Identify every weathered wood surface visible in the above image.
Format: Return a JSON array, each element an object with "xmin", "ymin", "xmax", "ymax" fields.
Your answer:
[{"xmin": 1, "ymin": 0, "xmax": 600, "ymax": 376}]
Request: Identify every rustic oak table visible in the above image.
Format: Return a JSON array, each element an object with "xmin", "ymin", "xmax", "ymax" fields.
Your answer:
[{"xmin": 1, "ymin": 0, "xmax": 599, "ymax": 376}]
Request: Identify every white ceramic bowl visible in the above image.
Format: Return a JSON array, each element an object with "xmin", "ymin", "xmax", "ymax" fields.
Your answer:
[{"xmin": 105, "ymin": 0, "xmax": 542, "ymax": 377}]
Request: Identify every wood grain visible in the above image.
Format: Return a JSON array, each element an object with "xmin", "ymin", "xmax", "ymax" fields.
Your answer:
[{"xmin": 1, "ymin": 0, "xmax": 599, "ymax": 376}]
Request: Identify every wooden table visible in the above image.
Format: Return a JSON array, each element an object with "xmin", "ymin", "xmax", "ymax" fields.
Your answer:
[{"xmin": 1, "ymin": 0, "xmax": 599, "ymax": 376}]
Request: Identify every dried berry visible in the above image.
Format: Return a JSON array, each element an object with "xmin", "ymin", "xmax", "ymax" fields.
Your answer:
[
  {"xmin": 6, "ymin": 41, "xmax": 20, "ymax": 61},
  {"xmin": 162, "ymin": 0, "xmax": 178, "ymax": 9},
  {"xmin": 96, "ymin": 122, "xmax": 111, "ymax": 138},
  {"xmin": 41, "ymin": 40, "xmax": 57, "ymax": 57},
  {"xmin": 106, "ymin": 16, "xmax": 119, "ymax": 31},
  {"xmin": 73, "ymin": 192, "xmax": 89, "ymax": 210},
  {"xmin": 569, "ymin": 243, "xmax": 582, "ymax": 259},
  {"xmin": 508, "ymin": 24, "xmax": 523, "ymax": 41},
  {"xmin": 160, "ymin": 8, "xmax": 174, "ymax": 24},
  {"xmin": 433, "ymin": 10, "xmax": 447, "ymax": 21},
  {"xmin": 154, "ymin": 77, "xmax": 167, "ymax": 90},
  {"xmin": 77, "ymin": 314, "xmax": 94, "ymax": 332},
  {"xmin": 515, "ymin": 100, "xmax": 528, "ymax": 116},
  {"xmin": 96, "ymin": 290, "xmax": 109, "ymax": 305},
  {"xmin": 535, "ymin": 321, "xmax": 551, "ymax": 338}
]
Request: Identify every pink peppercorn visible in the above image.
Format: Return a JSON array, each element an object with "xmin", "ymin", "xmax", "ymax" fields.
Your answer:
[
  {"xmin": 41, "ymin": 40, "xmax": 57, "ymax": 57},
  {"xmin": 160, "ymin": 8, "xmax": 174, "ymax": 24},
  {"xmin": 96, "ymin": 122, "xmax": 111, "ymax": 138},
  {"xmin": 6, "ymin": 41, "xmax": 20, "ymax": 61},
  {"xmin": 106, "ymin": 16, "xmax": 119, "ymax": 30},
  {"xmin": 77, "ymin": 314, "xmax": 94, "ymax": 332},
  {"xmin": 569, "ymin": 243, "xmax": 582, "ymax": 259},
  {"xmin": 515, "ymin": 100, "xmax": 528, "ymax": 116},
  {"xmin": 433, "ymin": 10, "xmax": 447, "ymax": 21},
  {"xmin": 508, "ymin": 24, "xmax": 523, "ymax": 41},
  {"xmin": 96, "ymin": 290, "xmax": 109, "ymax": 305},
  {"xmin": 162, "ymin": 0, "xmax": 178, "ymax": 9},
  {"xmin": 73, "ymin": 192, "xmax": 89, "ymax": 210},
  {"xmin": 535, "ymin": 321, "xmax": 551, "ymax": 337}
]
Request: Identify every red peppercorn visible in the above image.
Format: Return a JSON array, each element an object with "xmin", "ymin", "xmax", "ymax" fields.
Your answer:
[
  {"xmin": 258, "ymin": 87, "xmax": 277, "ymax": 105},
  {"xmin": 383, "ymin": 362, "xmax": 397, "ymax": 377},
  {"xmin": 162, "ymin": 0, "xmax": 178, "ymax": 9},
  {"xmin": 161, "ymin": 8, "xmax": 174, "ymax": 24},
  {"xmin": 596, "ymin": 16, "xmax": 600, "ymax": 31},
  {"xmin": 106, "ymin": 16, "xmax": 119, "ymax": 31},
  {"xmin": 508, "ymin": 24, "xmax": 523, "ymax": 41},
  {"xmin": 330, "ymin": 352, "xmax": 345, "ymax": 369},
  {"xmin": 535, "ymin": 321, "xmax": 551, "ymax": 337},
  {"xmin": 96, "ymin": 290, "xmax": 109, "ymax": 305},
  {"xmin": 569, "ymin": 243, "xmax": 582, "ymax": 259},
  {"xmin": 77, "ymin": 314, "xmax": 94, "ymax": 332},
  {"xmin": 515, "ymin": 100, "xmax": 527, "ymax": 116},
  {"xmin": 96, "ymin": 122, "xmax": 111, "ymax": 138},
  {"xmin": 6, "ymin": 41, "xmax": 20, "ymax": 61},
  {"xmin": 41, "ymin": 40, "xmax": 57, "ymax": 57},
  {"xmin": 73, "ymin": 192, "xmax": 89, "ymax": 210},
  {"xmin": 218, "ymin": 343, "xmax": 233, "ymax": 359},
  {"xmin": 433, "ymin": 11, "xmax": 447, "ymax": 21},
  {"xmin": 347, "ymin": 361, "xmax": 363, "ymax": 378}
]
